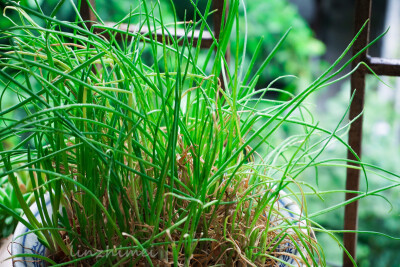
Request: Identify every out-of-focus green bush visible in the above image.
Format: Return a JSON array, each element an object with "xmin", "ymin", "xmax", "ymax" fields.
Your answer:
[
  {"xmin": 233, "ymin": 0, "xmax": 325, "ymax": 95},
  {"xmin": 305, "ymin": 78, "xmax": 400, "ymax": 266}
]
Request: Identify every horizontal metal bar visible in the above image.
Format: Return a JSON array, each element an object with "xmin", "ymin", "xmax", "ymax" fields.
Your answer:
[
  {"xmin": 366, "ymin": 55, "xmax": 400, "ymax": 76},
  {"xmin": 94, "ymin": 22, "xmax": 215, "ymax": 48}
]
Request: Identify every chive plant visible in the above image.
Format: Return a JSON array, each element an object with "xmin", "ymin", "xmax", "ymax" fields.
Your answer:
[{"xmin": 1, "ymin": 0, "xmax": 399, "ymax": 266}]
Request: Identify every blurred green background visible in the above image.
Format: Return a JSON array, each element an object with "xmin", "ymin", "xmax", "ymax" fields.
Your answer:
[{"xmin": 1, "ymin": 0, "xmax": 399, "ymax": 266}]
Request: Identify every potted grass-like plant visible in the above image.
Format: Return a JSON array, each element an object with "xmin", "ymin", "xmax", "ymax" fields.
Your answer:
[{"xmin": 0, "ymin": 0, "xmax": 399, "ymax": 266}]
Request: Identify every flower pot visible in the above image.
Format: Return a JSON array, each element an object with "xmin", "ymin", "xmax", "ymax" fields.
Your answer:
[
  {"xmin": 11, "ymin": 196, "xmax": 52, "ymax": 267},
  {"xmin": 0, "ymin": 235, "xmax": 13, "ymax": 266},
  {"xmin": 11, "ymin": 192, "xmax": 312, "ymax": 266},
  {"xmin": 273, "ymin": 191, "xmax": 314, "ymax": 267}
]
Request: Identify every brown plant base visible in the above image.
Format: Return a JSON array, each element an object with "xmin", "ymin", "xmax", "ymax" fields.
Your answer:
[
  {"xmin": 46, "ymin": 140, "xmax": 314, "ymax": 266},
  {"xmin": 48, "ymin": 184, "xmax": 313, "ymax": 266}
]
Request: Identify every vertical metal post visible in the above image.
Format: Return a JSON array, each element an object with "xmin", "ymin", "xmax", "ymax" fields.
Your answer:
[
  {"xmin": 79, "ymin": 0, "xmax": 98, "ymax": 74},
  {"xmin": 213, "ymin": 0, "xmax": 224, "ymax": 42},
  {"xmin": 343, "ymin": 0, "xmax": 371, "ymax": 266},
  {"xmin": 80, "ymin": 0, "xmax": 97, "ymax": 27}
]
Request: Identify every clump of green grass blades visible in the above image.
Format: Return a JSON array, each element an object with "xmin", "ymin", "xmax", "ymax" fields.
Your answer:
[{"xmin": 1, "ymin": 0, "xmax": 399, "ymax": 266}]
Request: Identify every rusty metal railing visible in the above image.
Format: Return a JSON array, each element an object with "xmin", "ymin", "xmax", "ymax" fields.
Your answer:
[
  {"xmin": 79, "ymin": 0, "xmax": 227, "ymax": 89},
  {"xmin": 79, "ymin": 0, "xmax": 225, "ymax": 48},
  {"xmin": 344, "ymin": 0, "xmax": 400, "ymax": 266}
]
